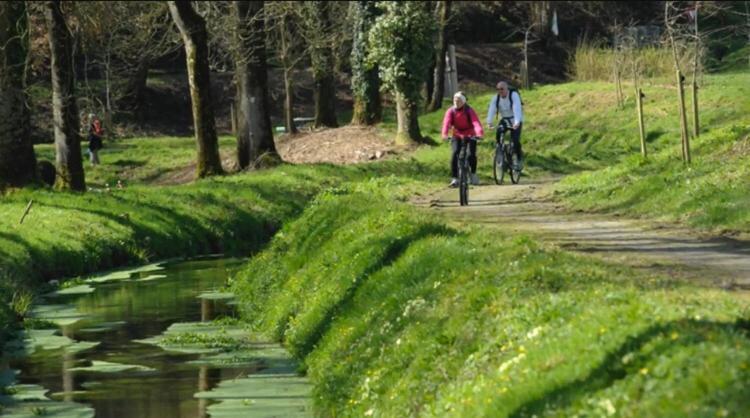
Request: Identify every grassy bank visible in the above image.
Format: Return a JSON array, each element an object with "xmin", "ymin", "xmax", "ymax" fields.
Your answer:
[
  {"xmin": 231, "ymin": 186, "xmax": 750, "ymax": 417},
  {"xmin": 414, "ymin": 71, "xmax": 750, "ymax": 233},
  {"xmin": 545, "ymin": 72, "xmax": 750, "ymax": 233},
  {"xmin": 0, "ymin": 146, "xmax": 446, "ymax": 343}
]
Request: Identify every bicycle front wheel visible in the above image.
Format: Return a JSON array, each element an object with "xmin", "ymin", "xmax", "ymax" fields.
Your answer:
[
  {"xmin": 493, "ymin": 144, "xmax": 505, "ymax": 185},
  {"xmin": 510, "ymin": 151, "xmax": 521, "ymax": 184},
  {"xmin": 459, "ymin": 165, "xmax": 468, "ymax": 206}
]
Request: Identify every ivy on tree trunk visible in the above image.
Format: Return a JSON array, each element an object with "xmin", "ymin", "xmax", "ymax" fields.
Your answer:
[
  {"xmin": 46, "ymin": 0, "xmax": 85, "ymax": 191},
  {"xmin": 368, "ymin": 2, "xmax": 436, "ymax": 144},
  {"xmin": 0, "ymin": 1, "xmax": 37, "ymax": 189},
  {"xmin": 350, "ymin": 1, "xmax": 382, "ymax": 125},
  {"xmin": 234, "ymin": 1, "xmax": 277, "ymax": 169},
  {"xmin": 168, "ymin": 1, "xmax": 223, "ymax": 178}
]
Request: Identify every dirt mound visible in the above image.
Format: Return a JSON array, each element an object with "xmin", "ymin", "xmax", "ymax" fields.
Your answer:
[{"xmin": 276, "ymin": 125, "xmax": 396, "ymax": 165}]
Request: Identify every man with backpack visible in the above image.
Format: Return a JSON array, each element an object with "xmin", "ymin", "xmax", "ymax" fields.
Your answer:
[
  {"xmin": 486, "ymin": 81, "xmax": 524, "ymax": 169},
  {"xmin": 442, "ymin": 91, "xmax": 484, "ymax": 187}
]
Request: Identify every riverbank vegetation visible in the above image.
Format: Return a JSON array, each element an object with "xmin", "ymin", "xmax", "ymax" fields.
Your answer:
[{"xmin": 231, "ymin": 185, "xmax": 750, "ymax": 417}]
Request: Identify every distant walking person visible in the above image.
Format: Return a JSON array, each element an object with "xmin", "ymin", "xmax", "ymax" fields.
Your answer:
[
  {"xmin": 87, "ymin": 113, "xmax": 104, "ymax": 166},
  {"xmin": 486, "ymin": 81, "xmax": 524, "ymax": 168},
  {"xmin": 442, "ymin": 91, "xmax": 484, "ymax": 187}
]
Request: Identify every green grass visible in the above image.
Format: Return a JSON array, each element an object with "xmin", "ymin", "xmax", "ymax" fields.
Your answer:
[
  {"xmin": 545, "ymin": 72, "xmax": 750, "ymax": 233},
  {"xmin": 415, "ymin": 70, "xmax": 750, "ymax": 233},
  {"xmin": 0, "ymin": 135, "xmax": 447, "ymax": 343},
  {"xmin": 230, "ymin": 187, "xmax": 750, "ymax": 417},
  {"xmin": 2, "ymin": 62, "xmax": 749, "ymax": 416}
]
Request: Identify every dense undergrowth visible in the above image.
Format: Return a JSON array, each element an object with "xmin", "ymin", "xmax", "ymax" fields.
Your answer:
[{"xmin": 231, "ymin": 186, "xmax": 750, "ymax": 417}]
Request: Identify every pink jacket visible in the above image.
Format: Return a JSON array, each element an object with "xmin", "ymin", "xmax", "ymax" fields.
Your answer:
[{"xmin": 442, "ymin": 105, "xmax": 484, "ymax": 139}]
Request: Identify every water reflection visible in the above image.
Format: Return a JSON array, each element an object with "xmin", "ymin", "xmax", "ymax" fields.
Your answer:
[{"xmin": 8, "ymin": 257, "xmax": 249, "ymax": 418}]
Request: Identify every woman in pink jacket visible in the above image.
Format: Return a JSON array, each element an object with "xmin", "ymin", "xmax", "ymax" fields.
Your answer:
[{"xmin": 442, "ymin": 91, "xmax": 484, "ymax": 187}]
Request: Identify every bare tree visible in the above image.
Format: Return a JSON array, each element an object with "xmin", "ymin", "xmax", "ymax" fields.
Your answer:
[
  {"xmin": 168, "ymin": 1, "xmax": 223, "ymax": 178},
  {"xmin": 665, "ymin": 1, "xmax": 691, "ymax": 164},
  {"xmin": 46, "ymin": 0, "xmax": 85, "ymax": 191},
  {"xmin": 73, "ymin": 2, "xmax": 180, "ymax": 125},
  {"xmin": 300, "ymin": 1, "xmax": 339, "ymax": 128},
  {"xmin": 233, "ymin": 1, "xmax": 277, "ymax": 169},
  {"xmin": 266, "ymin": 1, "xmax": 306, "ymax": 134},
  {"xmin": 427, "ymin": 1, "xmax": 451, "ymax": 112},
  {"xmin": 0, "ymin": 1, "xmax": 37, "ymax": 189}
]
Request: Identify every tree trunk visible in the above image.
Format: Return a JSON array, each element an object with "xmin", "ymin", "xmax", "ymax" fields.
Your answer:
[
  {"xmin": 234, "ymin": 1, "xmax": 277, "ymax": 169},
  {"xmin": 310, "ymin": 1, "xmax": 338, "ymax": 128},
  {"xmin": 427, "ymin": 1, "xmax": 451, "ymax": 111},
  {"xmin": 0, "ymin": 1, "xmax": 37, "ymax": 189},
  {"xmin": 395, "ymin": 92, "xmax": 422, "ymax": 145},
  {"xmin": 45, "ymin": 0, "xmax": 85, "ymax": 191},
  {"xmin": 168, "ymin": 1, "xmax": 223, "ymax": 178},
  {"xmin": 350, "ymin": 0, "xmax": 381, "ymax": 125},
  {"xmin": 121, "ymin": 58, "xmax": 150, "ymax": 120},
  {"xmin": 314, "ymin": 73, "xmax": 338, "ymax": 128},
  {"xmin": 283, "ymin": 67, "xmax": 297, "ymax": 134},
  {"xmin": 279, "ymin": 14, "xmax": 298, "ymax": 134}
]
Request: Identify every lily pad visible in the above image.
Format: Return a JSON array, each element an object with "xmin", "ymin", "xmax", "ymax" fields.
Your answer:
[
  {"xmin": 78, "ymin": 321, "xmax": 126, "ymax": 333},
  {"xmin": 68, "ymin": 360, "xmax": 156, "ymax": 373},
  {"xmin": 0, "ymin": 400, "xmax": 94, "ymax": 418},
  {"xmin": 0, "ymin": 382, "xmax": 94, "ymax": 418},
  {"xmin": 27, "ymin": 304, "xmax": 86, "ymax": 327},
  {"xmin": 135, "ymin": 274, "xmax": 167, "ymax": 282},
  {"xmin": 186, "ymin": 346, "xmax": 291, "ymax": 368},
  {"xmin": 45, "ymin": 285, "xmax": 95, "ymax": 297},
  {"xmin": 197, "ymin": 291, "xmax": 235, "ymax": 301},
  {"xmin": 4, "ymin": 330, "xmax": 99, "ymax": 358},
  {"xmin": 134, "ymin": 322, "xmax": 260, "ymax": 355},
  {"xmin": 196, "ymin": 372, "xmax": 313, "ymax": 418},
  {"xmin": 85, "ymin": 262, "xmax": 165, "ymax": 284}
]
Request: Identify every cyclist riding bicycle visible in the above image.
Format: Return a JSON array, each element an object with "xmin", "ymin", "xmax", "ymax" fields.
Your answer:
[
  {"xmin": 442, "ymin": 91, "xmax": 484, "ymax": 187},
  {"xmin": 486, "ymin": 81, "xmax": 524, "ymax": 170}
]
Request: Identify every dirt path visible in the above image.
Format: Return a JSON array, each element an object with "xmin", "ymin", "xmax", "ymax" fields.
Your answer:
[{"xmin": 416, "ymin": 177, "xmax": 750, "ymax": 290}]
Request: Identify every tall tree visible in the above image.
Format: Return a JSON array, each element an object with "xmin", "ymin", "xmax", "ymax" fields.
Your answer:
[
  {"xmin": 233, "ymin": 1, "xmax": 277, "ymax": 169},
  {"xmin": 350, "ymin": 1, "xmax": 381, "ymax": 125},
  {"xmin": 168, "ymin": 1, "xmax": 223, "ymax": 178},
  {"xmin": 0, "ymin": 1, "xmax": 37, "ymax": 189},
  {"xmin": 45, "ymin": 0, "xmax": 85, "ymax": 191},
  {"xmin": 427, "ymin": 1, "xmax": 451, "ymax": 112},
  {"xmin": 369, "ymin": 2, "xmax": 436, "ymax": 144},
  {"xmin": 303, "ymin": 1, "xmax": 338, "ymax": 128}
]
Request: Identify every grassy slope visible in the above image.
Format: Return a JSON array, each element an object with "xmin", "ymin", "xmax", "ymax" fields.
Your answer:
[
  {"xmin": 229, "ymin": 70, "xmax": 750, "ymax": 416},
  {"xmin": 0, "ymin": 141, "xmax": 446, "ymax": 341},
  {"xmin": 231, "ymin": 187, "xmax": 750, "ymax": 417},
  {"xmin": 525, "ymin": 72, "xmax": 749, "ymax": 233},
  {"xmin": 2, "ymin": 67, "xmax": 748, "ymax": 415}
]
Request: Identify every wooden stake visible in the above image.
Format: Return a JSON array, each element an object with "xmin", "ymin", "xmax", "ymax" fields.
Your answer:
[
  {"xmin": 615, "ymin": 68, "xmax": 621, "ymax": 108},
  {"xmin": 636, "ymin": 88, "xmax": 647, "ymax": 158},
  {"xmin": 676, "ymin": 70, "xmax": 691, "ymax": 163},
  {"xmin": 19, "ymin": 200, "xmax": 34, "ymax": 225},
  {"xmin": 691, "ymin": 80, "xmax": 699, "ymax": 137}
]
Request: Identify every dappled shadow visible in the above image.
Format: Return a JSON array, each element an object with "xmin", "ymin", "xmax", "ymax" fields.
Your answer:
[
  {"xmin": 293, "ymin": 223, "xmax": 457, "ymax": 357},
  {"xmin": 509, "ymin": 318, "xmax": 750, "ymax": 417},
  {"xmin": 526, "ymin": 153, "xmax": 584, "ymax": 174},
  {"xmin": 646, "ymin": 129, "xmax": 666, "ymax": 143}
]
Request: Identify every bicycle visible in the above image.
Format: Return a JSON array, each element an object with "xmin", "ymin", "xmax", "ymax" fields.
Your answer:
[
  {"xmin": 456, "ymin": 136, "xmax": 480, "ymax": 206},
  {"xmin": 492, "ymin": 119, "xmax": 521, "ymax": 185}
]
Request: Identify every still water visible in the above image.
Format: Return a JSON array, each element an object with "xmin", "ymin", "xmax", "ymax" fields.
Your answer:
[{"xmin": 6, "ymin": 256, "xmax": 252, "ymax": 418}]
